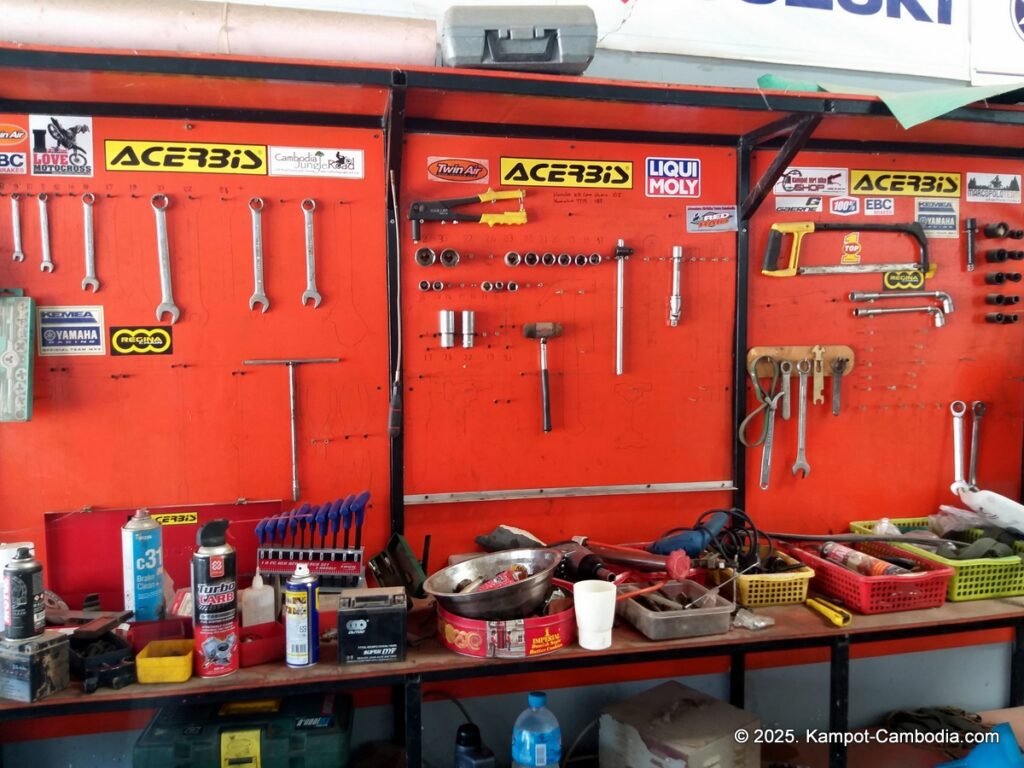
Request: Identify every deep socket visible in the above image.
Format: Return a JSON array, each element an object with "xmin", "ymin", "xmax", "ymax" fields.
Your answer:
[
  {"xmin": 439, "ymin": 310, "xmax": 455, "ymax": 348},
  {"xmin": 461, "ymin": 310, "xmax": 475, "ymax": 348}
]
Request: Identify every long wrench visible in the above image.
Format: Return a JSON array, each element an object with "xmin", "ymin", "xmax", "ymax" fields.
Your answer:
[
  {"xmin": 969, "ymin": 400, "xmax": 985, "ymax": 488},
  {"xmin": 10, "ymin": 194, "xmax": 24, "ymax": 262},
  {"xmin": 759, "ymin": 391, "xmax": 784, "ymax": 490},
  {"xmin": 81, "ymin": 192, "xmax": 98, "ymax": 292},
  {"xmin": 951, "ymin": 400, "xmax": 966, "ymax": 491},
  {"xmin": 38, "ymin": 193, "xmax": 53, "ymax": 272},
  {"xmin": 792, "ymin": 359, "xmax": 811, "ymax": 478},
  {"xmin": 248, "ymin": 197, "xmax": 269, "ymax": 312},
  {"xmin": 780, "ymin": 360, "xmax": 793, "ymax": 420},
  {"xmin": 615, "ymin": 239, "xmax": 626, "ymax": 375},
  {"xmin": 151, "ymin": 194, "xmax": 180, "ymax": 324},
  {"xmin": 301, "ymin": 198, "xmax": 321, "ymax": 308}
]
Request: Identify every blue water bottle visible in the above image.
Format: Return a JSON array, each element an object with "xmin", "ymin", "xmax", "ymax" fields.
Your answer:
[{"xmin": 511, "ymin": 691, "xmax": 561, "ymax": 768}]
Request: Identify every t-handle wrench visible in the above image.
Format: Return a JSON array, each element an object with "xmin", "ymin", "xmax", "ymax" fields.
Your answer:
[
  {"xmin": 248, "ymin": 197, "xmax": 269, "ymax": 312},
  {"xmin": 10, "ymin": 194, "xmax": 24, "ymax": 262},
  {"xmin": 969, "ymin": 400, "xmax": 985, "ymax": 488},
  {"xmin": 950, "ymin": 400, "xmax": 967, "ymax": 491},
  {"xmin": 152, "ymin": 194, "xmax": 180, "ymax": 323},
  {"xmin": 301, "ymin": 198, "xmax": 321, "ymax": 308},
  {"xmin": 38, "ymin": 193, "xmax": 53, "ymax": 272},
  {"xmin": 792, "ymin": 359, "xmax": 811, "ymax": 478},
  {"xmin": 81, "ymin": 193, "xmax": 99, "ymax": 292}
]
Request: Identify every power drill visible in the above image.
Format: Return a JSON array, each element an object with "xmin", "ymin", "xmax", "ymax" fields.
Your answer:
[
  {"xmin": 647, "ymin": 511, "xmax": 729, "ymax": 557},
  {"xmin": 552, "ymin": 542, "xmax": 616, "ymax": 582}
]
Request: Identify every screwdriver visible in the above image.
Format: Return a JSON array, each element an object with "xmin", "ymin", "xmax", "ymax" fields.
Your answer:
[
  {"xmin": 255, "ymin": 518, "xmax": 270, "ymax": 549},
  {"xmin": 352, "ymin": 490, "xmax": 371, "ymax": 549},
  {"xmin": 340, "ymin": 495, "xmax": 355, "ymax": 549},
  {"xmin": 327, "ymin": 498, "xmax": 343, "ymax": 549},
  {"xmin": 296, "ymin": 502, "xmax": 311, "ymax": 548},
  {"xmin": 316, "ymin": 504, "xmax": 329, "ymax": 549}
]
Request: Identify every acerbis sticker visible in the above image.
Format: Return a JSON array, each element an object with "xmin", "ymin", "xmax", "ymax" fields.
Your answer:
[
  {"xmin": 105, "ymin": 140, "xmax": 267, "ymax": 174},
  {"xmin": 645, "ymin": 157, "xmax": 700, "ymax": 198},
  {"xmin": 268, "ymin": 146, "xmax": 364, "ymax": 179},
  {"xmin": 499, "ymin": 157, "xmax": 633, "ymax": 189},
  {"xmin": 428, "ymin": 157, "xmax": 489, "ymax": 183},
  {"xmin": 686, "ymin": 205, "xmax": 738, "ymax": 233},
  {"xmin": 864, "ymin": 197, "xmax": 895, "ymax": 216},
  {"xmin": 830, "ymin": 196, "xmax": 860, "ymax": 216},
  {"xmin": 0, "ymin": 152, "xmax": 26, "ymax": 175},
  {"xmin": 966, "ymin": 172, "xmax": 1021, "ymax": 204},
  {"xmin": 851, "ymin": 170, "xmax": 960, "ymax": 197},
  {"xmin": 150, "ymin": 511, "xmax": 198, "ymax": 526},
  {"xmin": 30, "ymin": 115, "xmax": 94, "ymax": 177},
  {"xmin": 110, "ymin": 326, "xmax": 173, "ymax": 356},
  {"xmin": 915, "ymin": 198, "xmax": 960, "ymax": 238},
  {"xmin": 774, "ymin": 167, "xmax": 848, "ymax": 196},
  {"xmin": 775, "ymin": 196, "xmax": 823, "ymax": 213},
  {"xmin": 37, "ymin": 305, "xmax": 104, "ymax": 356}
]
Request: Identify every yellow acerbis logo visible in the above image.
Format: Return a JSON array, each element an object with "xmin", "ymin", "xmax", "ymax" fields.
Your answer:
[
  {"xmin": 111, "ymin": 327, "xmax": 172, "ymax": 354},
  {"xmin": 151, "ymin": 511, "xmax": 198, "ymax": 526}
]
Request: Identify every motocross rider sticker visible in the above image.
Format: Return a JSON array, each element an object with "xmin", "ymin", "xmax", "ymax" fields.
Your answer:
[{"xmin": 30, "ymin": 115, "xmax": 94, "ymax": 177}]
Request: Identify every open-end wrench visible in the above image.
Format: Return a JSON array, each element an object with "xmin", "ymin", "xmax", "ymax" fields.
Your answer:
[
  {"xmin": 38, "ymin": 193, "xmax": 53, "ymax": 272},
  {"xmin": 969, "ymin": 400, "xmax": 986, "ymax": 488},
  {"xmin": 81, "ymin": 192, "xmax": 98, "ymax": 292},
  {"xmin": 792, "ymin": 359, "xmax": 811, "ymax": 478},
  {"xmin": 10, "ymin": 194, "xmax": 24, "ymax": 262},
  {"xmin": 950, "ymin": 400, "xmax": 967, "ymax": 491},
  {"xmin": 151, "ymin": 194, "xmax": 180, "ymax": 324},
  {"xmin": 759, "ymin": 391, "xmax": 784, "ymax": 490},
  {"xmin": 248, "ymin": 197, "xmax": 269, "ymax": 312},
  {"xmin": 780, "ymin": 360, "xmax": 793, "ymax": 420},
  {"xmin": 301, "ymin": 198, "xmax": 321, "ymax": 308}
]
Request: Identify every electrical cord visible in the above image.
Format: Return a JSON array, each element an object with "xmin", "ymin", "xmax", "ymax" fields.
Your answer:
[
  {"xmin": 661, "ymin": 507, "xmax": 771, "ymax": 570},
  {"xmin": 561, "ymin": 718, "xmax": 598, "ymax": 766},
  {"xmin": 423, "ymin": 690, "xmax": 473, "ymax": 725}
]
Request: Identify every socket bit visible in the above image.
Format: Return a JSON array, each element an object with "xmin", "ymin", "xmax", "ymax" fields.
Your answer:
[
  {"xmin": 986, "ymin": 249, "xmax": 1008, "ymax": 263},
  {"xmin": 439, "ymin": 310, "xmax": 456, "ymax": 348},
  {"xmin": 414, "ymin": 247, "xmax": 436, "ymax": 266},
  {"xmin": 986, "ymin": 273, "xmax": 1007, "ymax": 285},
  {"xmin": 523, "ymin": 252, "xmax": 539, "ymax": 266},
  {"xmin": 461, "ymin": 310, "xmax": 475, "ymax": 348}
]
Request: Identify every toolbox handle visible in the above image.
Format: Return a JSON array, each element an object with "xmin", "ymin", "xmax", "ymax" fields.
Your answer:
[{"xmin": 484, "ymin": 27, "xmax": 558, "ymax": 63}]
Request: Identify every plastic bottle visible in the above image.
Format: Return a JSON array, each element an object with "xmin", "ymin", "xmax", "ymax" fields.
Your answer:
[
  {"xmin": 240, "ymin": 571, "xmax": 276, "ymax": 627},
  {"xmin": 511, "ymin": 691, "xmax": 561, "ymax": 768},
  {"xmin": 454, "ymin": 723, "xmax": 496, "ymax": 767}
]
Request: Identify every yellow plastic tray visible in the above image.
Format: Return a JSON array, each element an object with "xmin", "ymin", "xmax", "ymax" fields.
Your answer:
[{"xmin": 136, "ymin": 639, "xmax": 194, "ymax": 684}]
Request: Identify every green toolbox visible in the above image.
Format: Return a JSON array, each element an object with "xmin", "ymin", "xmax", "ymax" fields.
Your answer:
[
  {"xmin": 0, "ymin": 292, "xmax": 34, "ymax": 422},
  {"xmin": 133, "ymin": 693, "xmax": 352, "ymax": 768}
]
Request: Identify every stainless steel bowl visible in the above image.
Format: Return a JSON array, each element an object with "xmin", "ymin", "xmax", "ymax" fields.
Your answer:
[{"xmin": 423, "ymin": 548, "xmax": 561, "ymax": 620}]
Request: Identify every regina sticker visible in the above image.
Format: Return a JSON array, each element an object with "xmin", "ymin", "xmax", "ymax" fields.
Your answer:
[{"xmin": 110, "ymin": 326, "xmax": 173, "ymax": 355}]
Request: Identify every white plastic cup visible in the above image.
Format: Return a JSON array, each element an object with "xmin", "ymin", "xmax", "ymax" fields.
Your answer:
[{"xmin": 573, "ymin": 580, "xmax": 617, "ymax": 650}]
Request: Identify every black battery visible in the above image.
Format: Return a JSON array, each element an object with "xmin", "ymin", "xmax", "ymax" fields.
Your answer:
[
  {"xmin": 0, "ymin": 630, "xmax": 70, "ymax": 702},
  {"xmin": 337, "ymin": 586, "xmax": 406, "ymax": 664}
]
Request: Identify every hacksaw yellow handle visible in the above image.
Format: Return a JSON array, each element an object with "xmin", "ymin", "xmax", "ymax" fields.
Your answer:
[{"xmin": 762, "ymin": 222, "xmax": 816, "ymax": 277}]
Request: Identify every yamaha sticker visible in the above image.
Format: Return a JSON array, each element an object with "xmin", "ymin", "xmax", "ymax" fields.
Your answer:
[
  {"xmin": 0, "ymin": 152, "xmax": 26, "ymax": 175},
  {"xmin": 110, "ymin": 326, "xmax": 173, "ymax": 356},
  {"xmin": 645, "ymin": 157, "xmax": 700, "ymax": 198},
  {"xmin": 775, "ymin": 196, "xmax": 822, "ymax": 213},
  {"xmin": 915, "ymin": 198, "xmax": 960, "ymax": 238},
  {"xmin": 829, "ymin": 196, "xmax": 860, "ymax": 216},
  {"xmin": 30, "ymin": 115, "xmax": 94, "ymax": 177},
  {"xmin": 774, "ymin": 167, "xmax": 848, "ymax": 196},
  {"xmin": 37, "ymin": 305, "xmax": 105, "ymax": 356},
  {"xmin": 864, "ymin": 197, "xmax": 895, "ymax": 216},
  {"xmin": 966, "ymin": 172, "xmax": 1021, "ymax": 204},
  {"xmin": 686, "ymin": 205, "xmax": 738, "ymax": 233},
  {"xmin": 268, "ymin": 146, "xmax": 364, "ymax": 179}
]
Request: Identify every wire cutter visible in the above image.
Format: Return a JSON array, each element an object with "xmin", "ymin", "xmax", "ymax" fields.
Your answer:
[{"xmin": 408, "ymin": 188, "xmax": 527, "ymax": 242}]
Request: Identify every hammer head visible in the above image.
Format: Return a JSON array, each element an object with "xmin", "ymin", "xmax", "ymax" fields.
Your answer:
[{"xmin": 523, "ymin": 322, "xmax": 563, "ymax": 340}]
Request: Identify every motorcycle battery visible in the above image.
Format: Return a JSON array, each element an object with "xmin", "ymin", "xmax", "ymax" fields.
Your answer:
[
  {"xmin": 69, "ymin": 631, "xmax": 136, "ymax": 693},
  {"xmin": 337, "ymin": 586, "xmax": 406, "ymax": 664},
  {"xmin": 0, "ymin": 630, "xmax": 70, "ymax": 702}
]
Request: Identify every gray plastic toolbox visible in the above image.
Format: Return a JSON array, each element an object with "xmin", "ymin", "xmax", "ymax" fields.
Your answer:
[
  {"xmin": 441, "ymin": 5, "xmax": 597, "ymax": 75},
  {"xmin": 617, "ymin": 580, "xmax": 733, "ymax": 641}
]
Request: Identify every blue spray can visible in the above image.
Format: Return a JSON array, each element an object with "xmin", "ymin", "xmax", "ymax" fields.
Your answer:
[{"xmin": 121, "ymin": 508, "xmax": 164, "ymax": 621}]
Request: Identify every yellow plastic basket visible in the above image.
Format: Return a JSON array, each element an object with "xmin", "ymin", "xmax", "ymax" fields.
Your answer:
[
  {"xmin": 136, "ymin": 639, "xmax": 194, "ymax": 684},
  {"xmin": 713, "ymin": 549, "xmax": 814, "ymax": 608},
  {"xmin": 849, "ymin": 517, "xmax": 1024, "ymax": 602}
]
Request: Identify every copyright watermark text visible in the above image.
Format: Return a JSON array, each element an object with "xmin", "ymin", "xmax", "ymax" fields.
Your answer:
[{"xmin": 733, "ymin": 727, "xmax": 1000, "ymax": 747}]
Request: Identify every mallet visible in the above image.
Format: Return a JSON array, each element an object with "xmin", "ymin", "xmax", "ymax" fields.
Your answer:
[{"xmin": 522, "ymin": 322, "xmax": 563, "ymax": 433}]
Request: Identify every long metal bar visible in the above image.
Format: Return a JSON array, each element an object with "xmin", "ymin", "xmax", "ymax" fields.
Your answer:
[
  {"xmin": 829, "ymin": 636, "xmax": 850, "ymax": 768},
  {"xmin": 739, "ymin": 114, "xmax": 822, "ymax": 220},
  {"xmin": 730, "ymin": 652, "xmax": 746, "ymax": 709},
  {"xmin": 404, "ymin": 480, "xmax": 733, "ymax": 505},
  {"xmin": 403, "ymin": 675, "xmax": 423, "ymax": 767},
  {"xmin": 733, "ymin": 139, "xmax": 753, "ymax": 510}
]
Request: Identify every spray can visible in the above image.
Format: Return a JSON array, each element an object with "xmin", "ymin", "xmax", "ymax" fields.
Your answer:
[
  {"xmin": 191, "ymin": 519, "xmax": 238, "ymax": 677},
  {"xmin": 3, "ymin": 547, "xmax": 44, "ymax": 641},
  {"xmin": 820, "ymin": 542, "xmax": 910, "ymax": 576},
  {"xmin": 121, "ymin": 509, "xmax": 165, "ymax": 621},
  {"xmin": 0, "ymin": 543, "xmax": 33, "ymax": 635},
  {"xmin": 284, "ymin": 564, "xmax": 320, "ymax": 667}
]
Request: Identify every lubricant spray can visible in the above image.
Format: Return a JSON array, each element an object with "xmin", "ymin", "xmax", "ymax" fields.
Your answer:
[
  {"xmin": 191, "ymin": 519, "xmax": 238, "ymax": 677},
  {"xmin": 121, "ymin": 508, "xmax": 165, "ymax": 621},
  {"xmin": 3, "ymin": 547, "xmax": 44, "ymax": 641},
  {"xmin": 284, "ymin": 563, "xmax": 320, "ymax": 667},
  {"xmin": 820, "ymin": 541, "xmax": 909, "ymax": 576}
]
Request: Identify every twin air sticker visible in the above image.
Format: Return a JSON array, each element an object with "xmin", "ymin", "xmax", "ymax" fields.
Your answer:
[
  {"xmin": 966, "ymin": 172, "xmax": 1022, "ymax": 204},
  {"xmin": 851, "ymin": 170, "xmax": 960, "ymax": 197},
  {"xmin": 645, "ymin": 157, "xmax": 700, "ymax": 197},
  {"xmin": 37, "ymin": 306, "xmax": 104, "ymax": 356},
  {"xmin": 499, "ymin": 157, "xmax": 632, "ymax": 189},
  {"xmin": 110, "ymin": 327, "xmax": 173, "ymax": 356},
  {"xmin": 774, "ymin": 167, "xmax": 848, "ymax": 196},
  {"xmin": 106, "ymin": 141, "xmax": 267, "ymax": 175},
  {"xmin": 428, "ymin": 157, "xmax": 489, "ymax": 183},
  {"xmin": 268, "ymin": 147, "xmax": 364, "ymax": 179},
  {"xmin": 686, "ymin": 206, "xmax": 738, "ymax": 233},
  {"xmin": 30, "ymin": 115, "xmax": 94, "ymax": 177},
  {"xmin": 915, "ymin": 198, "xmax": 960, "ymax": 238}
]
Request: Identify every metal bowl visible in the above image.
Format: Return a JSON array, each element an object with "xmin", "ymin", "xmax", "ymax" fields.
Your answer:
[{"xmin": 423, "ymin": 548, "xmax": 561, "ymax": 620}]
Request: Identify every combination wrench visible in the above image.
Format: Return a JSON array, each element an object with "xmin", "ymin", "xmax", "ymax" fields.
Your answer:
[
  {"xmin": 969, "ymin": 400, "xmax": 985, "ymax": 488},
  {"xmin": 10, "ymin": 193, "xmax": 24, "ymax": 262},
  {"xmin": 249, "ymin": 197, "xmax": 269, "ymax": 312},
  {"xmin": 792, "ymin": 359, "xmax": 811, "ymax": 478},
  {"xmin": 81, "ymin": 193, "xmax": 98, "ymax": 292},
  {"xmin": 780, "ymin": 360, "xmax": 793, "ymax": 420},
  {"xmin": 301, "ymin": 198, "xmax": 321, "ymax": 308},
  {"xmin": 38, "ymin": 193, "xmax": 53, "ymax": 272},
  {"xmin": 950, "ymin": 400, "xmax": 966, "ymax": 491},
  {"xmin": 151, "ymin": 194, "xmax": 180, "ymax": 324}
]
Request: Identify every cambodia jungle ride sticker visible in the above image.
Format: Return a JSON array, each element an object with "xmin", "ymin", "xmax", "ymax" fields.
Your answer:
[
  {"xmin": 851, "ymin": 170, "xmax": 960, "ymax": 197},
  {"xmin": 30, "ymin": 114, "xmax": 94, "ymax": 177},
  {"xmin": 109, "ymin": 326, "xmax": 173, "ymax": 356},
  {"xmin": 269, "ymin": 146, "xmax": 364, "ymax": 179},
  {"xmin": 105, "ymin": 140, "xmax": 267, "ymax": 174},
  {"xmin": 37, "ymin": 306, "xmax": 104, "ymax": 356},
  {"xmin": 500, "ymin": 157, "xmax": 632, "ymax": 189}
]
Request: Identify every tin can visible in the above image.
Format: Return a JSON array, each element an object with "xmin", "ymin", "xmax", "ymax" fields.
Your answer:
[
  {"xmin": 122, "ymin": 509, "xmax": 165, "ymax": 622},
  {"xmin": 191, "ymin": 519, "xmax": 238, "ymax": 677},
  {"xmin": 3, "ymin": 547, "xmax": 44, "ymax": 641},
  {"xmin": 284, "ymin": 564, "xmax": 319, "ymax": 667}
]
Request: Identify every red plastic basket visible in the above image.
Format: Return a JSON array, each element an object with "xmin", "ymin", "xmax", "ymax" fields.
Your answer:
[{"xmin": 785, "ymin": 542, "xmax": 953, "ymax": 615}]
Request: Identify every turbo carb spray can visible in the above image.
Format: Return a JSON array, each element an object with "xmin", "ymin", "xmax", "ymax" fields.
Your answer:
[
  {"xmin": 121, "ymin": 508, "xmax": 165, "ymax": 621},
  {"xmin": 284, "ymin": 563, "xmax": 320, "ymax": 667},
  {"xmin": 3, "ymin": 547, "xmax": 44, "ymax": 641},
  {"xmin": 191, "ymin": 519, "xmax": 238, "ymax": 677}
]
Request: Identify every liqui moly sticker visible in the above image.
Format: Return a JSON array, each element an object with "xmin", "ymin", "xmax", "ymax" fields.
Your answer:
[
  {"xmin": 775, "ymin": 196, "xmax": 823, "ymax": 213},
  {"xmin": 915, "ymin": 198, "xmax": 959, "ymax": 238},
  {"xmin": 29, "ymin": 115, "xmax": 94, "ymax": 177},
  {"xmin": 864, "ymin": 197, "xmax": 895, "ymax": 216},
  {"xmin": 268, "ymin": 147, "xmax": 364, "ymax": 179},
  {"xmin": 830, "ymin": 196, "xmax": 859, "ymax": 216},
  {"xmin": 686, "ymin": 205, "xmax": 737, "ymax": 233},
  {"xmin": 966, "ymin": 172, "xmax": 1022, "ymax": 204},
  {"xmin": 774, "ymin": 167, "xmax": 848, "ymax": 196},
  {"xmin": 645, "ymin": 157, "xmax": 701, "ymax": 197}
]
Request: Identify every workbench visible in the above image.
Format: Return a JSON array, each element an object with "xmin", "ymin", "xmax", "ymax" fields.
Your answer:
[{"xmin": 1, "ymin": 599, "xmax": 1022, "ymax": 768}]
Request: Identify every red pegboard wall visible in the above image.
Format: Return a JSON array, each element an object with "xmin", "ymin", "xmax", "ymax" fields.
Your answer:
[
  {"xmin": 0, "ymin": 114, "xmax": 392, "ymax": 577},
  {"xmin": 746, "ymin": 150, "xmax": 1024, "ymax": 534}
]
